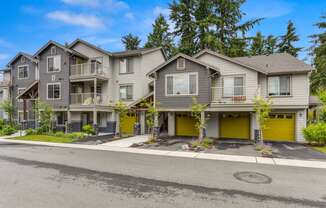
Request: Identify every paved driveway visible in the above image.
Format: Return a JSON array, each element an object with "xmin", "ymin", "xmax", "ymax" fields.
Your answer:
[{"xmin": 101, "ymin": 135, "xmax": 149, "ymax": 147}]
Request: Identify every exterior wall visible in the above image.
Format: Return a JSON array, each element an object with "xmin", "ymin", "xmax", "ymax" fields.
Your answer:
[
  {"xmin": 38, "ymin": 44, "xmax": 71, "ymax": 109},
  {"xmin": 155, "ymin": 59, "xmax": 212, "ymax": 109},
  {"xmin": 250, "ymin": 112, "xmax": 258, "ymax": 140},
  {"xmin": 167, "ymin": 112, "xmax": 175, "ymax": 136},
  {"xmin": 259, "ymin": 73, "xmax": 310, "ymax": 106},
  {"xmin": 296, "ymin": 109, "xmax": 307, "ymax": 142},
  {"xmin": 10, "ymin": 56, "xmax": 37, "ymax": 120},
  {"xmin": 197, "ymin": 53, "xmax": 259, "ymax": 103},
  {"xmin": 206, "ymin": 112, "xmax": 219, "ymax": 138}
]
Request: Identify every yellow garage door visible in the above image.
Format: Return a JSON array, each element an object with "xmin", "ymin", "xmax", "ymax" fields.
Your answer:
[
  {"xmin": 263, "ymin": 114, "xmax": 295, "ymax": 142},
  {"xmin": 220, "ymin": 113, "xmax": 250, "ymax": 139},
  {"xmin": 121, "ymin": 113, "xmax": 137, "ymax": 135},
  {"xmin": 176, "ymin": 113, "xmax": 199, "ymax": 137}
]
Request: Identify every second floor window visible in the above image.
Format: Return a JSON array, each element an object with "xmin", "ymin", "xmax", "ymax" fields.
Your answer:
[
  {"xmin": 268, "ymin": 75, "xmax": 291, "ymax": 96},
  {"xmin": 223, "ymin": 76, "xmax": 244, "ymax": 97},
  {"xmin": 119, "ymin": 58, "xmax": 132, "ymax": 74},
  {"xmin": 47, "ymin": 83, "xmax": 61, "ymax": 100},
  {"xmin": 166, "ymin": 72, "xmax": 198, "ymax": 96},
  {"xmin": 47, "ymin": 55, "xmax": 61, "ymax": 72},
  {"xmin": 18, "ymin": 65, "xmax": 29, "ymax": 79},
  {"xmin": 119, "ymin": 85, "xmax": 133, "ymax": 100}
]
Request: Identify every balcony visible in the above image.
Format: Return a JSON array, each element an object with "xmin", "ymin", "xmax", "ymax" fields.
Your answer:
[
  {"xmin": 70, "ymin": 63, "xmax": 108, "ymax": 81},
  {"xmin": 70, "ymin": 93, "xmax": 109, "ymax": 106},
  {"xmin": 211, "ymin": 86, "xmax": 248, "ymax": 104}
]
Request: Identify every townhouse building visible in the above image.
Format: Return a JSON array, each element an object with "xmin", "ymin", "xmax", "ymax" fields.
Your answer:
[
  {"xmin": 148, "ymin": 49, "xmax": 314, "ymax": 142},
  {"xmin": 6, "ymin": 39, "xmax": 166, "ymax": 134},
  {"xmin": 0, "ymin": 69, "xmax": 11, "ymax": 119}
]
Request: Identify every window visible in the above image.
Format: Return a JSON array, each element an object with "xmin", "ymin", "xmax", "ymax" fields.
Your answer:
[
  {"xmin": 268, "ymin": 75, "xmax": 291, "ymax": 96},
  {"xmin": 47, "ymin": 83, "xmax": 61, "ymax": 100},
  {"xmin": 47, "ymin": 55, "xmax": 61, "ymax": 72},
  {"xmin": 17, "ymin": 88, "xmax": 25, "ymax": 102},
  {"xmin": 119, "ymin": 58, "xmax": 132, "ymax": 74},
  {"xmin": 18, "ymin": 111, "xmax": 28, "ymax": 122},
  {"xmin": 56, "ymin": 112, "xmax": 66, "ymax": 126},
  {"xmin": 223, "ymin": 76, "xmax": 244, "ymax": 97},
  {"xmin": 18, "ymin": 65, "xmax": 29, "ymax": 79},
  {"xmin": 119, "ymin": 85, "xmax": 133, "ymax": 100},
  {"xmin": 165, "ymin": 72, "xmax": 198, "ymax": 96},
  {"xmin": 177, "ymin": 58, "xmax": 185, "ymax": 70},
  {"xmin": 21, "ymin": 56, "xmax": 26, "ymax": 63}
]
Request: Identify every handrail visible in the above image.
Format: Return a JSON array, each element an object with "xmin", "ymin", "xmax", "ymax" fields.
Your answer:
[
  {"xmin": 211, "ymin": 86, "xmax": 247, "ymax": 104},
  {"xmin": 71, "ymin": 62, "xmax": 106, "ymax": 76},
  {"xmin": 70, "ymin": 93, "xmax": 108, "ymax": 105}
]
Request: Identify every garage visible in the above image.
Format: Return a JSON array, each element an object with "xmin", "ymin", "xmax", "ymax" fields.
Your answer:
[
  {"xmin": 263, "ymin": 113, "xmax": 295, "ymax": 142},
  {"xmin": 120, "ymin": 113, "xmax": 137, "ymax": 135},
  {"xmin": 175, "ymin": 113, "xmax": 199, "ymax": 137},
  {"xmin": 220, "ymin": 113, "xmax": 250, "ymax": 139}
]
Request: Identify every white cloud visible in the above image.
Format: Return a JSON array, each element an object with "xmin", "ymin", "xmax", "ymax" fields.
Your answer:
[
  {"xmin": 124, "ymin": 12, "xmax": 134, "ymax": 20},
  {"xmin": 62, "ymin": 0, "xmax": 100, "ymax": 7},
  {"xmin": 47, "ymin": 11, "xmax": 104, "ymax": 29},
  {"xmin": 62, "ymin": 0, "xmax": 129, "ymax": 10},
  {"xmin": 243, "ymin": 0, "xmax": 294, "ymax": 18},
  {"xmin": 0, "ymin": 39, "xmax": 14, "ymax": 49},
  {"xmin": 0, "ymin": 53, "xmax": 9, "ymax": 61},
  {"xmin": 153, "ymin": 6, "xmax": 170, "ymax": 17}
]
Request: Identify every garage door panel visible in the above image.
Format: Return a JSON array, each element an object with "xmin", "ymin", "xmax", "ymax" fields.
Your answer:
[
  {"xmin": 220, "ymin": 113, "xmax": 250, "ymax": 139},
  {"xmin": 121, "ymin": 113, "xmax": 136, "ymax": 135},
  {"xmin": 263, "ymin": 114, "xmax": 295, "ymax": 142},
  {"xmin": 176, "ymin": 114, "xmax": 198, "ymax": 137}
]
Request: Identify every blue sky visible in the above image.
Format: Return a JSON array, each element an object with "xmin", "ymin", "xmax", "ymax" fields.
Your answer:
[{"xmin": 0, "ymin": 0, "xmax": 325, "ymax": 68}]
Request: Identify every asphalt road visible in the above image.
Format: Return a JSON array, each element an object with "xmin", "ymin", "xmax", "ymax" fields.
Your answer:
[{"xmin": 0, "ymin": 141, "xmax": 326, "ymax": 208}]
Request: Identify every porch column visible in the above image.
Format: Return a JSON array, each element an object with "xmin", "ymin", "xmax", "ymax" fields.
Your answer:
[
  {"xmin": 168, "ymin": 112, "xmax": 175, "ymax": 136},
  {"xmin": 93, "ymin": 110, "xmax": 98, "ymax": 135},
  {"xmin": 140, "ymin": 111, "xmax": 146, "ymax": 135},
  {"xmin": 67, "ymin": 111, "xmax": 71, "ymax": 133},
  {"xmin": 23, "ymin": 99, "xmax": 27, "ymax": 129},
  {"xmin": 93, "ymin": 78, "xmax": 97, "ymax": 104},
  {"xmin": 200, "ymin": 111, "xmax": 205, "ymax": 138},
  {"xmin": 115, "ymin": 112, "xmax": 120, "ymax": 136}
]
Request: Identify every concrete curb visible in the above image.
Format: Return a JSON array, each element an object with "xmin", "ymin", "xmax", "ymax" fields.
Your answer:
[{"xmin": 1, "ymin": 138, "xmax": 326, "ymax": 169}]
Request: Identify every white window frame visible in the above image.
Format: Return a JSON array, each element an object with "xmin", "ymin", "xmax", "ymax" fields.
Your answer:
[
  {"xmin": 17, "ymin": 65, "xmax": 29, "ymax": 80},
  {"xmin": 267, "ymin": 75, "xmax": 292, "ymax": 97},
  {"xmin": 165, "ymin": 72, "xmax": 198, "ymax": 96},
  {"xmin": 222, "ymin": 74, "xmax": 246, "ymax": 98},
  {"xmin": 119, "ymin": 58, "xmax": 128, "ymax": 74},
  {"xmin": 47, "ymin": 55, "xmax": 61, "ymax": 73},
  {"xmin": 17, "ymin": 88, "xmax": 26, "ymax": 102},
  {"xmin": 18, "ymin": 110, "xmax": 29, "ymax": 122},
  {"xmin": 47, "ymin": 82, "xmax": 61, "ymax": 100},
  {"xmin": 176, "ymin": 58, "xmax": 186, "ymax": 70},
  {"xmin": 119, "ymin": 84, "xmax": 133, "ymax": 101}
]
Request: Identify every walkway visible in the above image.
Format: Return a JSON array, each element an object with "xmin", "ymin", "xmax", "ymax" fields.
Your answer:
[{"xmin": 101, "ymin": 135, "xmax": 149, "ymax": 147}]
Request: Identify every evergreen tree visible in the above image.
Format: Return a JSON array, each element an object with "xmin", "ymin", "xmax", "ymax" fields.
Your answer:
[
  {"xmin": 278, "ymin": 20, "xmax": 302, "ymax": 57},
  {"xmin": 310, "ymin": 15, "xmax": 326, "ymax": 93},
  {"xmin": 145, "ymin": 14, "xmax": 175, "ymax": 58},
  {"xmin": 264, "ymin": 35, "xmax": 278, "ymax": 55},
  {"xmin": 170, "ymin": 0, "xmax": 198, "ymax": 55},
  {"xmin": 250, "ymin": 32, "xmax": 265, "ymax": 56},
  {"xmin": 121, "ymin": 33, "xmax": 141, "ymax": 50}
]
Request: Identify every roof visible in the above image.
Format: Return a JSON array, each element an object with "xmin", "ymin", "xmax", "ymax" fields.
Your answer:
[
  {"xmin": 129, "ymin": 92, "xmax": 154, "ymax": 108},
  {"xmin": 234, "ymin": 53, "xmax": 314, "ymax": 75},
  {"xmin": 33, "ymin": 40, "xmax": 88, "ymax": 59},
  {"xmin": 6, "ymin": 52, "xmax": 38, "ymax": 67},
  {"xmin": 309, "ymin": 96, "xmax": 323, "ymax": 106},
  {"xmin": 112, "ymin": 47, "xmax": 164, "ymax": 58},
  {"xmin": 16, "ymin": 80, "xmax": 38, "ymax": 99},
  {"xmin": 194, "ymin": 49, "xmax": 268, "ymax": 74},
  {"xmin": 69, "ymin": 38, "xmax": 113, "ymax": 56},
  {"xmin": 147, "ymin": 53, "xmax": 220, "ymax": 77}
]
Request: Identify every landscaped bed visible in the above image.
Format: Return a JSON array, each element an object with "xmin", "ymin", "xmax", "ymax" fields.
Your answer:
[
  {"xmin": 10, "ymin": 135, "xmax": 77, "ymax": 143},
  {"xmin": 313, "ymin": 146, "xmax": 326, "ymax": 154}
]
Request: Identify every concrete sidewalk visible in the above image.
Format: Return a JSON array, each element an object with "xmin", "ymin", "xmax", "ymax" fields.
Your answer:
[
  {"xmin": 101, "ymin": 135, "xmax": 149, "ymax": 147},
  {"xmin": 1, "ymin": 138, "xmax": 326, "ymax": 169}
]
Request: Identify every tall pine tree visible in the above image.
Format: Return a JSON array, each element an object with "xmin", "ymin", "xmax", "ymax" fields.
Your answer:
[
  {"xmin": 310, "ymin": 15, "xmax": 326, "ymax": 93},
  {"xmin": 121, "ymin": 33, "xmax": 141, "ymax": 50},
  {"xmin": 250, "ymin": 32, "xmax": 265, "ymax": 56},
  {"xmin": 145, "ymin": 14, "xmax": 175, "ymax": 58},
  {"xmin": 278, "ymin": 20, "xmax": 302, "ymax": 57},
  {"xmin": 264, "ymin": 35, "xmax": 278, "ymax": 55}
]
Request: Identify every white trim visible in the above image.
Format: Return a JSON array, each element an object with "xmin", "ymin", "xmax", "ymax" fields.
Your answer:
[
  {"xmin": 47, "ymin": 55, "xmax": 61, "ymax": 73},
  {"xmin": 46, "ymin": 82, "xmax": 61, "ymax": 100},
  {"xmin": 17, "ymin": 65, "xmax": 29, "ymax": 80},
  {"xmin": 119, "ymin": 84, "xmax": 134, "ymax": 101},
  {"xmin": 17, "ymin": 88, "xmax": 26, "ymax": 102},
  {"xmin": 18, "ymin": 110, "xmax": 29, "ymax": 122},
  {"xmin": 165, "ymin": 72, "xmax": 198, "ymax": 96},
  {"xmin": 176, "ymin": 58, "xmax": 186, "ymax": 70},
  {"xmin": 267, "ymin": 75, "xmax": 292, "ymax": 97}
]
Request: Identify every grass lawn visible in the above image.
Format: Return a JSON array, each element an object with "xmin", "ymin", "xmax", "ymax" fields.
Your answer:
[
  {"xmin": 11, "ymin": 135, "xmax": 75, "ymax": 143},
  {"xmin": 313, "ymin": 146, "xmax": 326, "ymax": 154}
]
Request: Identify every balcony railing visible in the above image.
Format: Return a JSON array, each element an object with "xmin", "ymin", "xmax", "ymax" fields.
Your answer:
[
  {"xmin": 70, "ymin": 93, "xmax": 108, "ymax": 105},
  {"xmin": 211, "ymin": 86, "xmax": 247, "ymax": 104},
  {"xmin": 71, "ymin": 63, "xmax": 106, "ymax": 77}
]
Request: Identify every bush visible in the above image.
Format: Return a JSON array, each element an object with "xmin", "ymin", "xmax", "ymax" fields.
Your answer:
[
  {"xmin": 302, "ymin": 123, "xmax": 326, "ymax": 145},
  {"xmin": 190, "ymin": 137, "xmax": 214, "ymax": 149},
  {"xmin": 0, "ymin": 119, "xmax": 4, "ymax": 130},
  {"xmin": 54, "ymin": 131, "xmax": 65, "ymax": 138},
  {"xmin": 319, "ymin": 109, "xmax": 326, "ymax": 123},
  {"xmin": 82, "ymin": 124, "xmax": 95, "ymax": 135},
  {"xmin": 1, "ymin": 125, "xmax": 16, "ymax": 135},
  {"xmin": 67, "ymin": 132, "xmax": 85, "ymax": 140},
  {"xmin": 25, "ymin": 128, "xmax": 37, "ymax": 135}
]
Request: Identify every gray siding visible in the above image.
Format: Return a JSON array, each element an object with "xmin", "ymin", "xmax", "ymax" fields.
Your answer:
[
  {"xmin": 155, "ymin": 59, "xmax": 211, "ymax": 109},
  {"xmin": 38, "ymin": 44, "xmax": 71, "ymax": 109},
  {"xmin": 10, "ymin": 56, "xmax": 37, "ymax": 119}
]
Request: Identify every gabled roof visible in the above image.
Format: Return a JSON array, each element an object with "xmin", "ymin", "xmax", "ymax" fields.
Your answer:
[
  {"xmin": 6, "ymin": 52, "xmax": 38, "ymax": 67},
  {"xmin": 234, "ymin": 53, "xmax": 314, "ymax": 74},
  {"xmin": 16, "ymin": 80, "xmax": 38, "ymax": 99},
  {"xmin": 194, "ymin": 49, "xmax": 268, "ymax": 74},
  {"xmin": 112, "ymin": 47, "xmax": 165, "ymax": 58},
  {"xmin": 69, "ymin": 38, "xmax": 113, "ymax": 56},
  {"xmin": 33, "ymin": 40, "xmax": 88, "ymax": 59},
  {"xmin": 147, "ymin": 53, "xmax": 220, "ymax": 77}
]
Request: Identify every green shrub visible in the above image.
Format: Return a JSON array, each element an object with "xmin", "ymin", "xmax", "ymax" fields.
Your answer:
[
  {"xmin": 82, "ymin": 124, "xmax": 95, "ymax": 135},
  {"xmin": 303, "ymin": 123, "xmax": 326, "ymax": 145},
  {"xmin": 0, "ymin": 119, "xmax": 4, "ymax": 130},
  {"xmin": 319, "ymin": 109, "xmax": 326, "ymax": 123},
  {"xmin": 1, "ymin": 125, "xmax": 16, "ymax": 135},
  {"xmin": 67, "ymin": 132, "xmax": 85, "ymax": 140},
  {"xmin": 190, "ymin": 137, "xmax": 214, "ymax": 149},
  {"xmin": 54, "ymin": 131, "xmax": 65, "ymax": 138},
  {"xmin": 25, "ymin": 128, "xmax": 37, "ymax": 135}
]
